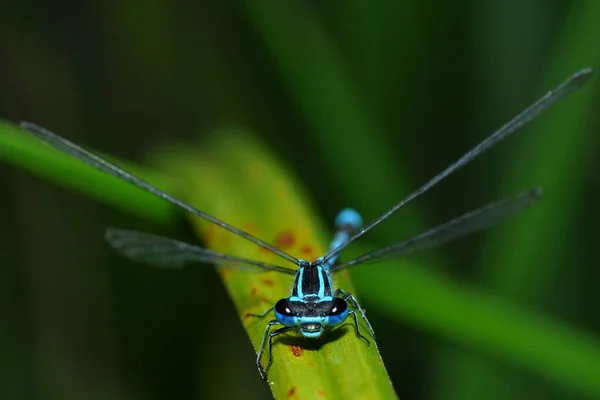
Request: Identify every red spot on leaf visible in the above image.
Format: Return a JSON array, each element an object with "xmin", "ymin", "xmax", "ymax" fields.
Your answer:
[
  {"xmin": 318, "ymin": 389, "xmax": 326, "ymax": 397},
  {"xmin": 290, "ymin": 345, "xmax": 303, "ymax": 358},
  {"xmin": 301, "ymin": 245, "xmax": 313, "ymax": 257},
  {"xmin": 288, "ymin": 387, "xmax": 296, "ymax": 397},
  {"xmin": 276, "ymin": 231, "xmax": 295, "ymax": 249},
  {"xmin": 261, "ymin": 279, "xmax": 274, "ymax": 287},
  {"xmin": 250, "ymin": 287, "xmax": 258, "ymax": 296},
  {"xmin": 260, "ymin": 297, "xmax": 270, "ymax": 304}
]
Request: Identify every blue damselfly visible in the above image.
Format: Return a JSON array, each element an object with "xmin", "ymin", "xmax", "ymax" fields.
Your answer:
[{"xmin": 20, "ymin": 68, "xmax": 593, "ymax": 380}]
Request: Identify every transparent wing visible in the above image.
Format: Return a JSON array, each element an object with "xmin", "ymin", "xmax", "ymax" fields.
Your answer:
[
  {"xmin": 105, "ymin": 228, "xmax": 297, "ymax": 275},
  {"xmin": 322, "ymin": 68, "xmax": 593, "ymax": 265},
  {"xmin": 19, "ymin": 122, "xmax": 300, "ymax": 267},
  {"xmin": 332, "ymin": 188, "xmax": 542, "ymax": 271}
]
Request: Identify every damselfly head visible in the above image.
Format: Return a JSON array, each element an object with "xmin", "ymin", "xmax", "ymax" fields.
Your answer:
[
  {"xmin": 300, "ymin": 322, "xmax": 323, "ymax": 338},
  {"xmin": 274, "ymin": 296, "xmax": 351, "ymax": 338}
]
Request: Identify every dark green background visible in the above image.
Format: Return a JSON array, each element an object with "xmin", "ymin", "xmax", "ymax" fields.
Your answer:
[{"xmin": 1, "ymin": 1, "xmax": 599, "ymax": 399}]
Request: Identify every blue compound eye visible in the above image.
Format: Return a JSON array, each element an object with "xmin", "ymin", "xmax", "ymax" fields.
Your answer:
[
  {"xmin": 274, "ymin": 298, "xmax": 293, "ymax": 315},
  {"xmin": 274, "ymin": 298, "xmax": 297, "ymax": 326},
  {"xmin": 327, "ymin": 298, "xmax": 349, "ymax": 326}
]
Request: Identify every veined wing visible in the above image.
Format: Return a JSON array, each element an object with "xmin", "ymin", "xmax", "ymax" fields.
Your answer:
[
  {"xmin": 322, "ymin": 68, "xmax": 593, "ymax": 265},
  {"xmin": 19, "ymin": 122, "xmax": 300, "ymax": 267},
  {"xmin": 105, "ymin": 228, "xmax": 296, "ymax": 275},
  {"xmin": 332, "ymin": 188, "xmax": 542, "ymax": 271}
]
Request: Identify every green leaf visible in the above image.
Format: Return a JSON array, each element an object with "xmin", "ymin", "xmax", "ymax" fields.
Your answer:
[
  {"xmin": 351, "ymin": 261, "xmax": 600, "ymax": 397},
  {"xmin": 0, "ymin": 119, "xmax": 177, "ymax": 225},
  {"xmin": 0, "ymin": 121, "xmax": 396, "ymax": 398},
  {"xmin": 154, "ymin": 129, "xmax": 397, "ymax": 399},
  {"xmin": 4, "ymin": 121, "xmax": 600, "ymax": 397}
]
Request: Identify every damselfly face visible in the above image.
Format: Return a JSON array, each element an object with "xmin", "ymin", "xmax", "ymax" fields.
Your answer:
[{"xmin": 274, "ymin": 297, "xmax": 349, "ymax": 338}]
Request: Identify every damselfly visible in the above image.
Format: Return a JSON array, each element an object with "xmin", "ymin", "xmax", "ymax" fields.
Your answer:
[{"xmin": 20, "ymin": 68, "xmax": 593, "ymax": 381}]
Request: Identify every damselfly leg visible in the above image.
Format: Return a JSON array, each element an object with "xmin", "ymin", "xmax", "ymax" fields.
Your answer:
[
  {"xmin": 256, "ymin": 321, "xmax": 291, "ymax": 381},
  {"xmin": 336, "ymin": 288, "xmax": 376, "ymax": 340},
  {"xmin": 348, "ymin": 310, "xmax": 370, "ymax": 345},
  {"xmin": 246, "ymin": 305, "xmax": 275, "ymax": 319}
]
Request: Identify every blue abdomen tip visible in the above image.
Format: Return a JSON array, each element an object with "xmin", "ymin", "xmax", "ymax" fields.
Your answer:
[{"xmin": 335, "ymin": 208, "xmax": 363, "ymax": 229}]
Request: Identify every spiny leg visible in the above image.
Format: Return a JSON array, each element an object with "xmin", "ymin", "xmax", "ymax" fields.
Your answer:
[
  {"xmin": 264, "ymin": 326, "xmax": 294, "ymax": 380},
  {"xmin": 335, "ymin": 288, "xmax": 376, "ymax": 339},
  {"xmin": 256, "ymin": 320, "xmax": 292, "ymax": 380},
  {"xmin": 348, "ymin": 310, "xmax": 370, "ymax": 346},
  {"xmin": 246, "ymin": 305, "xmax": 274, "ymax": 319},
  {"xmin": 256, "ymin": 320, "xmax": 280, "ymax": 380}
]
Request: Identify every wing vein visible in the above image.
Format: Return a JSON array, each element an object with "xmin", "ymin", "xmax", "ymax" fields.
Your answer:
[
  {"xmin": 20, "ymin": 122, "xmax": 300, "ymax": 266},
  {"xmin": 333, "ymin": 188, "xmax": 542, "ymax": 271},
  {"xmin": 105, "ymin": 228, "xmax": 297, "ymax": 275},
  {"xmin": 322, "ymin": 68, "xmax": 593, "ymax": 265}
]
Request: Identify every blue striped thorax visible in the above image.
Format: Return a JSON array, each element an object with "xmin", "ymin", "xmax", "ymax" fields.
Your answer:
[
  {"xmin": 273, "ymin": 209, "xmax": 362, "ymax": 338},
  {"xmin": 274, "ymin": 262, "xmax": 349, "ymax": 338}
]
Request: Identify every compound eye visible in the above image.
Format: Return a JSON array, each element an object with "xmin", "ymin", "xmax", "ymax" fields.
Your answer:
[
  {"xmin": 329, "ymin": 298, "xmax": 348, "ymax": 315},
  {"xmin": 274, "ymin": 298, "xmax": 294, "ymax": 316}
]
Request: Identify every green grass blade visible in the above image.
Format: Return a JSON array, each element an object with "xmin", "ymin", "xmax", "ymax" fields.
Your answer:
[
  {"xmin": 4, "ymin": 121, "xmax": 600, "ymax": 396},
  {"xmin": 2, "ymin": 121, "xmax": 397, "ymax": 398},
  {"xmin": 350, "ymin": 261, "xmax": 600, "ymax": 397},
  {"xmin": 154, "ymin": 129, "xmax": 397, "ymax": 399},
  {"xmin": 0, "ymin": 120, "xmax": 177, "ymax": 224}
]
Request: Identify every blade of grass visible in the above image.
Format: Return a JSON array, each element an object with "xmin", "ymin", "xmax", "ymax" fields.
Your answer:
[
  {"xmin": 5, "ymin": 120, "xmax": 600, "ymax": 396},
  {"xmin": 1, "ymin": 120, "xmax": 397, "ymax": 399},
  {"xmin": 0, "ymin": 120, "xmax": 177, "ymax": 224},
  {"xmin": 154, "ymin": 128, "xmax": 397, "ymax": 399},
  {"xmin": 349, "ymin": 260, "xmax": 600, "ymax": 397}
]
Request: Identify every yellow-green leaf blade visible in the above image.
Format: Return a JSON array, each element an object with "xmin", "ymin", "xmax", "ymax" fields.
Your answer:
[{"xmin": 155, "ymin": 129, "xmax": 397, "ymax": 399}]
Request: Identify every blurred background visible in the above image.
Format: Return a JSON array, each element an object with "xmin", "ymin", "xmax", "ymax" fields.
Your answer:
[{"xmin": 1, "ymin": 1, "xmax": 600, "ymax": 399}]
